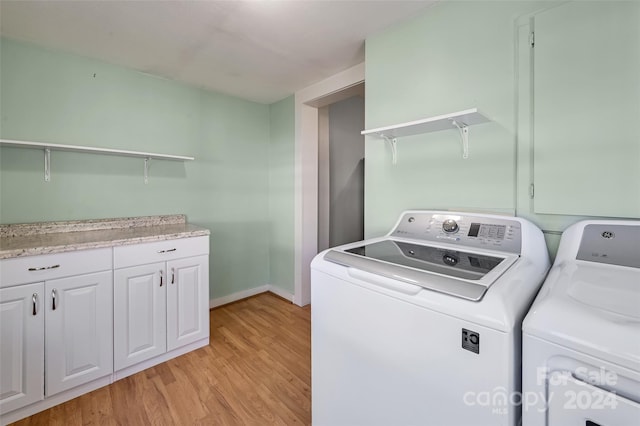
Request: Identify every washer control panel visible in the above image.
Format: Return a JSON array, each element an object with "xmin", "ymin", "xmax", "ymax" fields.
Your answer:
[{"xmin": 391, "ymin": 212, "xmax": 522, "ymax": 254}]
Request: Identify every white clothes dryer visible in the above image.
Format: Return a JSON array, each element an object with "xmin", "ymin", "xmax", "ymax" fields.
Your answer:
[
  {"xmin": 311, "ymin": 210, "xmax": 550, "ymax": 426},
  {"xmin": 522, "ymin": 220, "xmax": 640, "ymax": 426}
]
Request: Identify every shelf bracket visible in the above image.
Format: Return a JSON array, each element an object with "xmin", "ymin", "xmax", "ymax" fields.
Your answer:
[
  {"xmin": 451, "ymin": 120, "xmax": 469, "ymax": 159},
  {"xmin": 44, "ymin": 148, "xmax": 51, "ymax": 182},
  {"xmin": 144, "ymin": 157, "xmax": 150, "ymax": 184},
  {"xmin": 381, "ymin": 134, "xmax": 398, "ymax": 165}
]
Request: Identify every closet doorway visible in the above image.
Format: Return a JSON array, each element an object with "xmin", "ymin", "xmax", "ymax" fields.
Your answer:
[
  {"xmin": 316, "ymin": 87, "xmax": 365, "ymax": 252},
  {"xmin": 294, "ymin": 64, "xmax": 364, "ymax": 306}
]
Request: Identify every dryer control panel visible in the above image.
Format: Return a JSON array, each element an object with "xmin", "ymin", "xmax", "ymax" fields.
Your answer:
[
  {"xmin": 576, "ymin": 224, "xmax": 640, "ymax": 268},
  {"xmin": 391, "ymin": 212, "xmax": 522, "ymax": 254}
]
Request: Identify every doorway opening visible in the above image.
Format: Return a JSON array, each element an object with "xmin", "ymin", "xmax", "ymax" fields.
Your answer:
[
  {"xmin": 293, "ymin": 63, "xmax": 364, "ymax": 306},
  {"xmin": 316, "ymin": 86, "xmax": 365, "ymax": 253}
]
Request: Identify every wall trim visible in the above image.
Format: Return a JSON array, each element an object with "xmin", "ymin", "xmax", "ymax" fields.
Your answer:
[
  {"xmin": 209, "ymin": 285, "xmax": 269, "ymax": 308},
  {"xmin": 266, "ymin": 284, "xmax": 295, "ymax": 303},
  {"xmin": 294, "ymin": 62, "xmax": 365, "ymax": 307},
  {"xmin": 209, "ymin": 284, "xmax": 295, "ymax": 309}
]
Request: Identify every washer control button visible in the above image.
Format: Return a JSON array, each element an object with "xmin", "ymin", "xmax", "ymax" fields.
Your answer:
[
  {"xmin": 442, "ymin": 219, "xmax": 459, "ymax": 234},
  {"xmin": 442, "ymin": 254, "xmax": 459, "ymax": 266}
]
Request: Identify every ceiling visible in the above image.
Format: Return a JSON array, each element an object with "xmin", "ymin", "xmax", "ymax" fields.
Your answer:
[{"xmin": 0, "ymin": 0, "xmax": 436, "ymax": 104}]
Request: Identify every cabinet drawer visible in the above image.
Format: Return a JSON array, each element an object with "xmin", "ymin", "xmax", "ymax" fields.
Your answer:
[
  {"xmin": 0, "ymin": 248, "xmax": 113, "ymax": 288},
  {"xmin": 113, "ymin": 236, "xmax": 209, "ymax": 269}
]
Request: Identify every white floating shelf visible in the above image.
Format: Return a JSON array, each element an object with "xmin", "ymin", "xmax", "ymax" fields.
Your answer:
[
  {"xmin": 0, "ymin": 139, "xmax": 194, "ymax": 183},
  {"xmin": 361, "ymin": 108, "xmax": 490, "ymax": 162},
  {"xmin": 361, "ymin": 108, "xmax": 489, "ymax": 139},
  {"xmin": 0, "ymin": 139, "xmax": 194, "ymax": 161}
]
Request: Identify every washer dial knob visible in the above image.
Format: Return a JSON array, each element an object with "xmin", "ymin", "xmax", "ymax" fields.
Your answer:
[{"xmin": 442, "ymin": 219, "xmax": 459, "ymax": 234}]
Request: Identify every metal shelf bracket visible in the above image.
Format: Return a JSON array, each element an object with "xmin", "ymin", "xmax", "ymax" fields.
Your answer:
[
  {"xmin": 451, "ymin": 120, "xmax": 469, "ymax": 159},
  {"xmin": 144, "ymin": 157, "xmax": 150, "ymax": 184},
  {"xmin": 382, "ymin": 135, "xmax": 398, "ymax": 165},
  {"xmin": 44, "ymin": 148, "xmax": 51, "ymax": 182}
]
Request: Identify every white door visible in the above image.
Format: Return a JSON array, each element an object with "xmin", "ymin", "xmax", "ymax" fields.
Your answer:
[
  {"xmin": 167, "ymin": 255, "xmax": 209, "ymax": 351},
  {"xmin": 548, "ymin": 372, "xmax": 640, "ymax": 425},
  {"xmin": 0, "ymin": 283, "xmax": 44, "ymax": 414},
  {"xmin": 45, "ymin": 271, "xmax": 113, "ymax": 396},
  {"xmin": 114, "ymin": 263, "xmax": 166, "ymax": 370}
]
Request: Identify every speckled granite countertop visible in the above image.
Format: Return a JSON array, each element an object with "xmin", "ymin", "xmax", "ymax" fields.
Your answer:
[{"xmin": 0, "ymin": 214, "xmax": 210, "ymax": 259}]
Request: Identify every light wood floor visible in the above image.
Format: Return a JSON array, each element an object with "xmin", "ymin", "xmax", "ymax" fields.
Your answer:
[{"xmin": 12, "ymin": 293, "xmax": 311, "ymax": 426}]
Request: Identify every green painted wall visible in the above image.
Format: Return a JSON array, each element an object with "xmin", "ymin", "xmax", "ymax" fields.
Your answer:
[
  {"xmin": 364, "ymin": 0, "xmax": 639, "ymax": 255},
  {"xmin": 4, "ymin": 0, "xmax": 634, "ymax": 301},
  {"xmin": 0, "ymin": 38, "xmax": 271, "ymax": 299},
  {"xmin": 268, "ymin": 96, "xmax": 295, "ymax": 294},
  {"xmin": 365, "ymin": 1, "xmax": 535, "ymax": 237}
]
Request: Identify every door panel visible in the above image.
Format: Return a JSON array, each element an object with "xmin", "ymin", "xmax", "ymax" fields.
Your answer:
[
  {"xmin": 548, "ymin": 372, "xmax": 640, "ymax": 425},
  {"xmin": 45, "ymin": 271, "xmax": 112, "ymax": 396},
  {"xmin": 167, "ymin": 256, "xmax": 209, "ymax": 351},
  {"xmin": 533, "ymin": 1, "xmax": 640, "ymax": 217},
  {"xmin": 0, "ymin": 283, "xmax": 44, "ymax": 414},
  {"xmin": 114, "ymin": 263, "xmax": 166, "ymax": 370}
]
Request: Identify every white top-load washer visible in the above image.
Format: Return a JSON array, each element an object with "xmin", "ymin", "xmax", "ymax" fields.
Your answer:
[
  {"xmin": 311, "ymin": 210, "xmax": 550, "ymax": 426},
  {"xmin": 522, "ymin": 220, "xmax": 640, "ymax": 426}
]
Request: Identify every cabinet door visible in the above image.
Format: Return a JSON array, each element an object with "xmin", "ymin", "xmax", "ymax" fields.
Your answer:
[
  {"xmin": 532, "ymin": 1, "xmax": 640, "ymax": 217},
  {"xmin": 114, "ymin": 263, "xmax": 166, "ymax": 370},
  {"xmin": 0, "ymin": 283, "xmax": 44, "ymax": 414},
  {"xmin": 45, "ymin": 271, "xmax": 113, "ymax": 396},
  {"xmin": 167, "ymin": 255, "xmax": 209, "ymax": 351}
]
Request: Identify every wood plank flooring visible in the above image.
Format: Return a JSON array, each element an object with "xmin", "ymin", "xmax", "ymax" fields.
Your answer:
[{"xmin": 12, "ymin": 293, "xmax": 311, "ymax": 426}]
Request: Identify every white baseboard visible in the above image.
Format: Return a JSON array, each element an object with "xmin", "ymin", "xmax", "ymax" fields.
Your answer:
[
  {"xmin": 266, "ymin": 284, "xmax": 294, "ymax": 302},
  {"xmin": 209, "ymin": 284, "xmax": 295, "ymax": 308},
  {"xmin": 209, "ymin": 285, "xmax": 269, "ymax": 308}
]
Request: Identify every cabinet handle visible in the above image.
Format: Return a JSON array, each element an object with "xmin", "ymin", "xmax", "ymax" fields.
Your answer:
[
  {"xmin": 52, "ymin": 289, "xmax": 57, "ymax": 310},
  {"xmin": 28, "ymin": 264, "xmax": 60, "ymax": 271},
  {"xmin": 171, "ymin": 268, "xmax": 175, "ymax": 284},
  {"xmin": 32, "ymin": 293, "xmax": 38, "ymax": 316},
  {"xmin": 160, "ymin": 270, "xmax": 164, "ymax": 287},
  {"xmin": 157, "ymin": 248, "xmax": 177, "ymax": 254}
]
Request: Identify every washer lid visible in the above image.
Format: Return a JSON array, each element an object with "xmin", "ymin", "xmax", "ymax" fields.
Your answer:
[
  {"xmin": 567, "ymin": 263, "xmax": 640, "ymax": 319},
  {"xmin": 324, "ymin": 238, "xmax": 518, "ymax": 301},
  {"xmin": 524, "ymin": 261, "xmax": 640, "ymax": 371},
  {"xmin": 344, "ymin": 239, "xmax": 504, "ymax": 280}
]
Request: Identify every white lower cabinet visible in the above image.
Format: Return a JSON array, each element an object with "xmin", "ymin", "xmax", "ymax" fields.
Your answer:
[
  {"xmin": 167, "ymin": 255, "xmax": 209, "ymax": 351},
  {"xmin": 0, "ymin": 283, "xmax": 45, "ymax": 414},
  {"xmin": 114, "ymin": 263, "xmax": 167, "ymax": 370},
  {"xmin": 0, "ymin": 248, "xmax": 113, "ymax": 420},
  {"xmin": 45, "ymin": 271, "xmax": 113, "ymax": 396},
  {"xmin": 114, "ymin": 250, "xmax": 209, "ymax": 371},
  {"xmin": 0, "ymin": 236, "xmax": 209, "ymax": 424}
]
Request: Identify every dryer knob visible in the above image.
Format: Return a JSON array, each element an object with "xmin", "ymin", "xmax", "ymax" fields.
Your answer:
[{"xmin": 442, "ymin": 219, "xmax": 459, "ymax": 234}]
